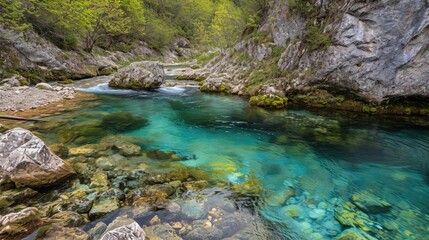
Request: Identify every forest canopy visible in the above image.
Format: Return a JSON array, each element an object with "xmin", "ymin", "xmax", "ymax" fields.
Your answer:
[{"xmin": 1, "ymin": 0, "xmax": 271, "ymax": 52}]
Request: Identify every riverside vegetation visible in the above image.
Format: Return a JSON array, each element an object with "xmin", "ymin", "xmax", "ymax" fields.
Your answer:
[{"xmin": 1, "ymin": 0, "xmax": 429, "ymax": 240}]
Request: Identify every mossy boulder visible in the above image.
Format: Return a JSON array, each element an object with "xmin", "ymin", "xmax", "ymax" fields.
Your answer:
[{"xmin": 249, "ymin": 95, "xmax": 288, "ymax": 109}]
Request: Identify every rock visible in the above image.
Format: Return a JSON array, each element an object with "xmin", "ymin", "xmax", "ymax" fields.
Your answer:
[
  {"xmin": 308, "ymin": 208, "xmax": 326, "ymax": 220},
  {"xmin": 249, "ymin": 95, "xmax": 288, "ymax": 109},
  {"xmin": 149, "ymin": 215, "xmax": 161, "ymax": 225},
  {"xmin": 180, "ymin": 199, "xmax": 207, "ymax": 220},
  {"xmin": 187, "ymin": 225, "xmax": 223, "ymax": 240},
  {"xmin": 351, "ymin": 191, "xmax": 392, "ymax": 214},
  {"xmin": 334, "ymin": 202, "xmax": 380, "ymax": 232},
  {"xmin": 109, "ymin": 61, "xmax": 165, "ymax": 90},
  {"xmin": 144, "ymin": 169, "xmax": 190, "ymax": 184},
  {"xmin": 282, "ymin": 204, "xmax": 304, "ymax": 219},
  {"xmin": 334, "ymin": 228, "xmax": 378, "ymax": 240},
  {"xmin": 36, "ymin": 82, "xmax": 53, "ymax": 90},
  {"xmin": 0, "ymin": 207, "xmax": 40, "ymax": 226},
  {"xmin": 49, "ymin": 143, "xmax": 69, "ymax": 158},
  {"xmin": 164, "ymin": 201, "xmax": 181, "ymax": 221},
  {"xmin": 113, "ymin": 142, "xmax": 142, "ymax": 156},
  {"xmin": 100, "ymin": 188, "xmax": 126, "ymax": 202},
  {"xmin": 144, "ymin": 223, "xmax": 183, "ymax": 240},
  {"xmin": 32, "ymin": 224, "xmax": 90, "ymax": 240},
  {"xmin": 0, "ymin": 128, "xmax": 75, "ymax": 188},
  {"xmin": 145, "ymin": 149, "xmax": 186, "ymax": 161},
  {"xmin": 101, "ymin": 112, "xmax": 149, "ymax": 133},
  {"xmin": 88, "ymin": 221, "xmax": 107, "ymax": 239},
  {"xmin": 90, "ymin": 172, "xmax": 109, "ymax": 188},
  {"xmin": 215, "ymin": 214, "xmax": 243, "ymax": 238},
  {"xmin": 60, "ymin": 198, "xmax": 94, "ymax": 214},
  {"xmin": 51, "ymin": 211, "xmax": 89, "ymax": 227},
  {"xmin": 183, "ymin": 180, "xmax": 209, "ymax": 191},
  {"xmin": 0, "ymin": 75, "xmax": 27, "ymax": 87},
  {"xmin": 68, "ymin": 143, "xmax": 111, "ymax": 157},
  {"xmin": 0, "ymin": 188, "xmax": 38, "ymax": 208},
  {"xmin": 0, "ymin": 207, "xmax": 41, "ymax": 237},
  {"xmin": 89, "ymin": 196, "xmax": 120, "ymax": 220},
  {"xmin": 101, "ymin": 216, "xmax": 146, "ymax": 240}
]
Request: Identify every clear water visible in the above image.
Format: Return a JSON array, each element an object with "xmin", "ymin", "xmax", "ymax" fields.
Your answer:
[{"xmin": 28, "ymin": 85, "xmax": 429, "ymax": 239}]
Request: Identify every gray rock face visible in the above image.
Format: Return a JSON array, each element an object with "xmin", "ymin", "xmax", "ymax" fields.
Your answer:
[
  {"xmin": 202, "ymin": 0, "xmax": 429, "ymax": 102},
  {"xmin": 101, "ymin": 217, "xmax": 146, "ymax": 240},
  {"xmin": 0, "ymin": 128, "xmax": 75, "ymax": 188},
  {"xmin": 109, "ymin": 61, "xmax": 165, "ymax": 90},
  {"xmin": 0, "ymin": 75, "xmax": 26, "ymax": 87}
]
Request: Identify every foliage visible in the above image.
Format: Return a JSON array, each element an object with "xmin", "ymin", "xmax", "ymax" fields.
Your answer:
[
  {"xmin": 288, "ymin": 0, "xmax": 317, "ymax": 17},
  {"xmin": 304, "ymin": 25, "xmax": 332, "ymax": 51},
  {"xmin": 0, "ymin": 0, "xmax": 30, "ymax": 30},
  {"xmin": 2, "ymin": 0, "xmax": 271, "ymax": 53}
]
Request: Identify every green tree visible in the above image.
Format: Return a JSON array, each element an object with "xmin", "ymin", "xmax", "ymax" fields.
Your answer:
[
  {"xmin": 0, "ymin": 0, "xmax": 30, "ymax": 30},
  {"xmin": 210, "ymin": 0, "xmax": 245, "ymax": 48}
]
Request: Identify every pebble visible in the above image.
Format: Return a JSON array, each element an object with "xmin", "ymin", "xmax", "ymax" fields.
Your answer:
[{"xmin": 149, "ymin": 215, "xmax": 161, "ymax": 225}]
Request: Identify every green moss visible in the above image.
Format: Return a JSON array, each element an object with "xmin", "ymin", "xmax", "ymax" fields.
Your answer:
[
  {"xmin": 19, "ymin": 79, "xmax": 29, "ymax": 86},
  {"xmin": 249, "ymin": 95, "xmax": 288, "ymax": 109},
  {"xmin": 58, "ymin": 79, "xmax": 74, "ymax": 84},
  {"xmin": 288, "ymin": 0, "xmax": 318, "ymax": 17}
]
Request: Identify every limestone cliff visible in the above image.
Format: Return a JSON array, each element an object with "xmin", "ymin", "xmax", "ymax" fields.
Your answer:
[{"xmin": 200, "ymin": 0, "xmax": 429, "ymax": 107}]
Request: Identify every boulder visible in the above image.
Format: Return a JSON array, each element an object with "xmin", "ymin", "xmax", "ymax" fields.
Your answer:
[
  {"xmin": 36, "ymin": 82, "xmax": 53, "ymax": 90},
  {"xmin": 0, "ymin": 128, "xmax": 75, "ymax": 188},
  {"xmin": 109, "ymin": 61, "xmax": 165, "ymax": 90},
  {"xmin": 0, "ymin": 75, "xmax": 27, "ymax": 87},
  {"xmin": 101, "ymin": 217, "xmax": 146, "ymax": 240}
]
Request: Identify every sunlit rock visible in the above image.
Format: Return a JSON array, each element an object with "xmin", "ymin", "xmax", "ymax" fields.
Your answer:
[
  {"xmin": 0, "ymin": 128, "xmax": 74, "ymax": 188},
  {"xmin": 351, "ymin": 191, "xmax": 392, "ymax": 214},
  {"xmin": 109, "ymin": 61, "xmax": 165, "ymax": 90},
  {"xmin": 101, "ymin": 216, "xmax": 146, "ymax": 240}
]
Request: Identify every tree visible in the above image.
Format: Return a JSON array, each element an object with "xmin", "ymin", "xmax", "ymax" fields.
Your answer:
[
  {"xmin": 0, "ymin": 0, "xmax": 30, "ymax": 30},
  {"xmin": 210, "ymin": 0, "xmax": 245, "ymax": 48}
]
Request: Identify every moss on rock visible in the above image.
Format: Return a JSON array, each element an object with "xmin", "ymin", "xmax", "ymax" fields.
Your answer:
[{"xmin": 249, "ymin": 95, "xmax": 288, "ymax": 109}]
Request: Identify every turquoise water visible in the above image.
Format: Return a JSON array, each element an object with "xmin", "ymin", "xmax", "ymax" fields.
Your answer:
[{"xmin": 42, "ymin": 85, "xmax": 429, "ymax": 239}]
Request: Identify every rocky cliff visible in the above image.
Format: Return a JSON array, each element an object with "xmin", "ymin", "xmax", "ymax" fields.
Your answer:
[
  {"xmin": 0, "ymin": 26, "xmax": 192, "ymax": 84},
  {"xmin": 199, "ymin": 0, "xmax": 429, "ymax": 112}
]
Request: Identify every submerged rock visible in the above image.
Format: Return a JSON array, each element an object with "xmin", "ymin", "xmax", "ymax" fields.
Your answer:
[
  {"xmin": 100, "ymin": 216, "xmax": 146, "ymax": 240},
  {"xmin": 187, "ymin": 225, "xmax": 223, "ymax": 240},
  {"xmin": 145, "ymin": 149, "xmax": 186, "ymax": 161},
  {"xmin": 334, "ymin": 228, "xmax": 377, "ymax": 240},
  {"xmin": 334, "ymin": 202, "xmax": 380, "ymax": 232},
  {"xmin": 109, "ymin": 61, "xmax": 165, "ymax": 90},
  {"xmin": 51, "ymin": 211, "xmax": 89, "ymax": 227},
  {"xmin": 89, "ymin": 196, "xmax": 120, "ymax": 220},
  {"xmin": 144, "ymin": 223, "xmax": 182, "ymax": 240},
  {"xmin": 101, "ymin": 112, "xmax": 149, "ymax": 133},
  {"xmin": 32, "ymin": 224, "xmax": 89, "ymax": 240},
  {"xmin": 0, "ymin": 128, "xmax": 75, "ymax": 188},
  {"xmin": 113, "ymin": 142, "xmax": 142, "ymax": 156},
  {"xmin": 351, "ymin": 191, "xmax": 392, "ymax": 214}
]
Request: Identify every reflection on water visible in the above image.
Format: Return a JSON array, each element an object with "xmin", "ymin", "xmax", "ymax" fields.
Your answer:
[{"xmin": 15, "ymin": 86, "xmax": 429, "ymax": 239}]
